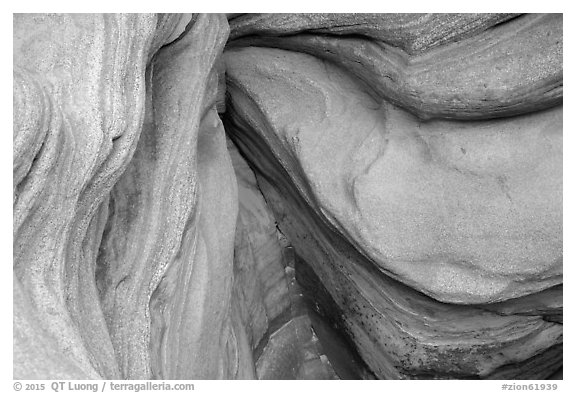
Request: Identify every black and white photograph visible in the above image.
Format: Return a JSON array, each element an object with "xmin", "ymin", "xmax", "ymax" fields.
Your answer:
[{"xmin": 6, "ymin": 2, "xmax": 570, "ymax": 391}]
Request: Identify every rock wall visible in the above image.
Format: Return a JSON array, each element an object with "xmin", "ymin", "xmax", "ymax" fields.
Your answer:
[
  {"xmin": 14, "ymin": 13, "xmax": 241, "ymax": 379},
  {"xmin": 224, "ymin": 13, "xmax": 563, "ymax": 379},
  {"xmin": 13, "ymin": 13, "xmax": 562, "ymax": 380}
]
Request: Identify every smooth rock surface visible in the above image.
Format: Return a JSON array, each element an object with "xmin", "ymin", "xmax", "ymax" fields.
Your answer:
[
  {"xmin": 224, "ymin": 46, "xmax": 562, "ymax": 379},
  {"xmin": 225, "ymin": 47, "xmax": 562, "ymax": 305},
  {"xmin": 230, "ymin": 141, "xmax": 339, "ymax": 380},
  {"xmin": 14, "ymin": 12, "xmax": 563, "ymax": 380}
]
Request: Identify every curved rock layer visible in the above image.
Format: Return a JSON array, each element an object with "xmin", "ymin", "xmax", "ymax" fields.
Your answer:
[
  {"xmin": 14, "ymin": 13, "xmax": 166, "ymax": 379},
  {"xmin": 229, "ymin": 13, "xmax": 520, "ymax": 53},
  {"xmin": 230, "ymin": 140, "xmax": 343, "ymax": 380},
  {"xmin": 223, "ymin": 44, "xmax": 562, "ymax": 378},
  {"xmin": 14, "ymin": 13, "xmax": 562, "ymax": 380},
  {"xmin": 229, "ymin": 13, "xmax": 563, "ymax": 120},
  {"xmin": 224, "ymin": 47, "xmax": 562, "ymax": 305},
  {"xmin": 13, "ymin": 13, "xmax": 242, "ymax": 379}
]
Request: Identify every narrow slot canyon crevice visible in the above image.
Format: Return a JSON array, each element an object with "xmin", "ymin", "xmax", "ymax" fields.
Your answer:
[{"xmin": 13, "ymin": 13, "xmax": 563, "ymax": 380}]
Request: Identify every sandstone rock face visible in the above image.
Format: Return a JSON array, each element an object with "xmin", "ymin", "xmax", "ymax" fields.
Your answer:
[
  {"xmin": 224, "ymin": 14, "xmax": 562, "ymax": 379},
  {"xmin": 230, "ymin": 141, "xmax": 339, "ymax": 379},
  {"xmin": 14, "ymin": 13, "xmax": 168, "ymax": 379},
  {"xmin": 224, "ymin": 47, "xmax": 562, "ymax": 305},
  {"xmin": 14, "ymin": 13, "xmax": 562, "ymax": 380},
  {"xmin": 14, "ymin": 13, "xmax": 243, "ymax": 379},
  {"xmin": 229, "ymin": 14, "xmax": 562, "ymax": 120}
]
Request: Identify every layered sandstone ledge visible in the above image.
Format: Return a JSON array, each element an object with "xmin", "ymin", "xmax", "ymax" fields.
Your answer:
[{"xmin": 13, "ymin": 13, "xmax": 562, "ymax": 380}]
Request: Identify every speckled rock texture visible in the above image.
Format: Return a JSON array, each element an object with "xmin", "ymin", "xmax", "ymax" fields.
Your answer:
[
  {"xmin": 228, "ymin": 14, "xmax": 562, "ymax": 120},
  {"xmin": 13, "ymin": 13, "xmax": 245, "ymax": 379},
  {"xmin": 224, "ymin": 13, "xmax": 562, "ymax": 379},
  {"xmin": 14, "ymin": 13, "xmax": 563, "ymax": 380}
]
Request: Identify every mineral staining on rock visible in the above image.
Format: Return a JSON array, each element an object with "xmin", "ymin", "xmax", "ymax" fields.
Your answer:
[{"xmin": 13, "ymin": 13, "xmax": 562, "ymax": 380}]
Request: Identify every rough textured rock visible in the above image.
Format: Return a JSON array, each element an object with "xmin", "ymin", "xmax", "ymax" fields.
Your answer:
[
  {"xmin": 224, "ymin": 37, "xmax": 562, "ymax": 378},
  {"xmin": 14, "ymin": 12, "xmax": 563, "ymax": 380},
  {"xmin": 97, "ymin": 14, "xmax": 237, "ymax": 380},
  {"xmin": 228, "ymin": 13, "xmax": 520, "ymax": 53},
  {"xmin": 229, "ymin": 14, "xmax": 563, "ymax": 120},
  {"xmin": 14, "ymin": 13, "xmax": 171, "ymax": 379},
  {"xmin": 14, "ymin": 13, "xmax": 243, "ymax": 379}
]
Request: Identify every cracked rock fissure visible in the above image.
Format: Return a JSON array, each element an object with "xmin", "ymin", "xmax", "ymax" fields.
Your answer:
[{"xmin": 13, "ymin": 13, "xmax": 562, "ymax": 380}]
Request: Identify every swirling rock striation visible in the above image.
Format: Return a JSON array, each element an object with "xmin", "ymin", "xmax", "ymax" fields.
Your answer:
[
  {"xmin": 228, "ymin": 13, "xmax": 562, "ymax": 120},
  {"xmin": 224, "ymin": 47, "xmax": 562, "ymax": 305},
  {"xmin": 14, "ymin": 13, "xmax": 171, "ymax": 379},
  {"xmin": 13, "ymin": 13, "xmax": 244, "ymax": 379},
  {"xmin": 14, "ymin": 12, "xmax": 563, "ymax": 380},
  {"xmin": 224, "ymin": 16, "xmax": 562, "ymax": 378}
]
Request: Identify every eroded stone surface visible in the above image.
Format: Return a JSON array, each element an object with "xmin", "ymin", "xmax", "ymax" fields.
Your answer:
[
  {"xmin": 96, "ymin": 14, "xmax": 238, "ymax": 380},
  {"xmin": 14, "ymin": 13, "xmax": 170, "ymax": 379},
  {"xmin": 230, "ymin": 141, "xmax": 339, "ymax": 380},
  {"xmin": 229, "ymin": 14, "xmax": 563, "ymax": 120},
  {"xmin": 225, "ymin": 47, "xmax": 562, "ymax": 305},
  {"xmin": 14, "ymin": 12, "xmax": 563, "ymax": 380},
  {"xmin": 224, "ymin": 45, "xmax": 562, "ymax": 378},
  {"xmin": 13, "ymin": 13, "xmax": 243, "ymax": 380},
  {"xmin": 229, "ymin": 13, "xmax": 520, "ymax": 53}
]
